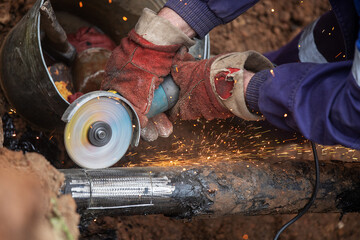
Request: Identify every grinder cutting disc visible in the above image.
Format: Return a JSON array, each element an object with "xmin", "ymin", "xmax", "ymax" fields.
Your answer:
[{"xmin": 64, "ymin": 96, "xmax": 133, "ymax": 169}]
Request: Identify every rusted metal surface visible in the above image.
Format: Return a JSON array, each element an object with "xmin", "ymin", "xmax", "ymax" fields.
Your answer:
[
  {"xmin": 61, "ymin": 159, "xmax": 360, "ymax": 219},
  {"xmin": 202, "ymin": 160, "xmax": 359, "ymax": 216}
]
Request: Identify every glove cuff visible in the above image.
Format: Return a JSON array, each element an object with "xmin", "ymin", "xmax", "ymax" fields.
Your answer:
[
  {"xmin": 209, "ymin": 51, "xmax": 274, "ymax": 120},
  {"xmin": 135, "ymin": 8, "xmax": 195, "ymax": 48}
]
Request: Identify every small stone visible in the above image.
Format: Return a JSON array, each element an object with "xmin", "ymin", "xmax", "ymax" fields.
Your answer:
[
  {"xmin": 0, "ymin": 3, "xmax": 11, "ymax": 25},
  {"xmin": 279, "ymin": 12, "xmax": 291, "ymax": 22},
  {"xmin": 337, "ymin": 221, "xmax": 345, "ymax": 229}
]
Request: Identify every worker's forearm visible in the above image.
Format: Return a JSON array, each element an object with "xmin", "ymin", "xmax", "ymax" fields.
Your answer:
[
  {"xmin": 164, "ymin": 0, "xmax": 259, "ymax": 38},
  {"xmin": 246, "ymin": 61, "xmax": 360, "ymax": 149},
  {"xmin": 158, "ymin": 7, "xmax": 196, "ymax": 38}
]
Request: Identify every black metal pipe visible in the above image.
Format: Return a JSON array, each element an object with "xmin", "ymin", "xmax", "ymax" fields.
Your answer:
[{"xmin": 60, "ymin": 159, "xmax": 360, "ymax": 218}]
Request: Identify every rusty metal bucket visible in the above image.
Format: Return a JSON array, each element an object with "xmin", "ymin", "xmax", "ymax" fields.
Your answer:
[{"xmin": 0, "ymin": 0, "xmax": 209, "ymax": 132}]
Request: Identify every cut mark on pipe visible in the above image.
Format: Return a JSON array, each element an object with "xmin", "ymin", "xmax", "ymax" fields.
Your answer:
[{"xmin": 88, "ymin": 204, "xmax": 155, "ymax": 210}]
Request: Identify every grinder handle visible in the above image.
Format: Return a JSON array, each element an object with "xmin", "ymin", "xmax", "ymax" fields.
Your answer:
[{"xmin": 146, "ymin": 75, "xmax": 179, "ymax": 118}]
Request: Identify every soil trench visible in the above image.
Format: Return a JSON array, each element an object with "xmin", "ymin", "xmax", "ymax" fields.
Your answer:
[{"xmin": 0, "ymin": 0, "xmax": 360, "ymax": 240}]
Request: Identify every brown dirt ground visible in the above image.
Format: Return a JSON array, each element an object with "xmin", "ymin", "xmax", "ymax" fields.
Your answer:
[
  {"xmin": 210, "ymin": 0, "xmax": 331, "ymax": 55},
  {"xmin": 0, "ymin": 147, "xmax": 79, "ymax": 240},
  {"xmin": 1, "ymin": 0, "xmax": 360, "ymax": 240}
]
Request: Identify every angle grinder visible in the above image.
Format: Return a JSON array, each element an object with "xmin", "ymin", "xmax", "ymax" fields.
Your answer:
[{"xmin": 62, "ymin": 75, "xmax": 179, "ymax": 169}]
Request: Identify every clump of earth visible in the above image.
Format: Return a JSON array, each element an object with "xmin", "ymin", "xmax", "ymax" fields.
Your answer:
[{"xmin": 0, "ymin": 148, "xmax": 79, "ymax": 240}]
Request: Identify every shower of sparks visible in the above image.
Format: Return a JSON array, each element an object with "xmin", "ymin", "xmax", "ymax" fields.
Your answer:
[{"xmin": 121, "ymin": 117, "xmax": 360, "ymax": 168}]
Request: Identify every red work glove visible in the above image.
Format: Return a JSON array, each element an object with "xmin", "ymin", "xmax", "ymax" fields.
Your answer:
[
  {"xmin": 168, "ymin": 48, "xmax": 274, "ymax": 122},
  {"xmin": 101, "ymin": 8, "xmax": 194, "ymax": 130},
  {"xmin": 67, "ymin": 27, "xmax": 116, "ymax": 53},
  {"xmin": 68, "ymin": 92, "xmax": 83, "ymax": 103},
  {"xmin": 142, "ymin": 48, "xmax": 274, "ymax": 141}
]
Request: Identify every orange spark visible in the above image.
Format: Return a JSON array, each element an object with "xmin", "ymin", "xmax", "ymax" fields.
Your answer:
[
  {"xmin": 335, "ymin": 52, "xmax": 342, "ymax": 58},
  {"xmin": 270, "ymin": 69, "xmax": 275, "ymax": 77}
]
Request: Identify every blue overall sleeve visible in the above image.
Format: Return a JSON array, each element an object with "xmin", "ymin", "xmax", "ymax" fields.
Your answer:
[
  {"xmin": 165, "ymin": 0, "xmax": 259, "ymax": 38},
  {"xmin": 247, "ymin": 61, "xmax": 360, "ymax": 149},
  {"xmin": 244, "ymin": 0, "xmax": 360, "ymax": 149}
]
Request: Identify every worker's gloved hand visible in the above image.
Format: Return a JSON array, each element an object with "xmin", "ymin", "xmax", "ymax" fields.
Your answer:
[
  {"xmin": 101, "ymin": 8, "xmax": 195, "ymax": 133},
  {"xmin": 146, "ymin": 48, "xmax": 274, "ymax": 141},
  {"xmin": 169, "ymin": 47, "xmax": 274, "ymax": 121}
]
